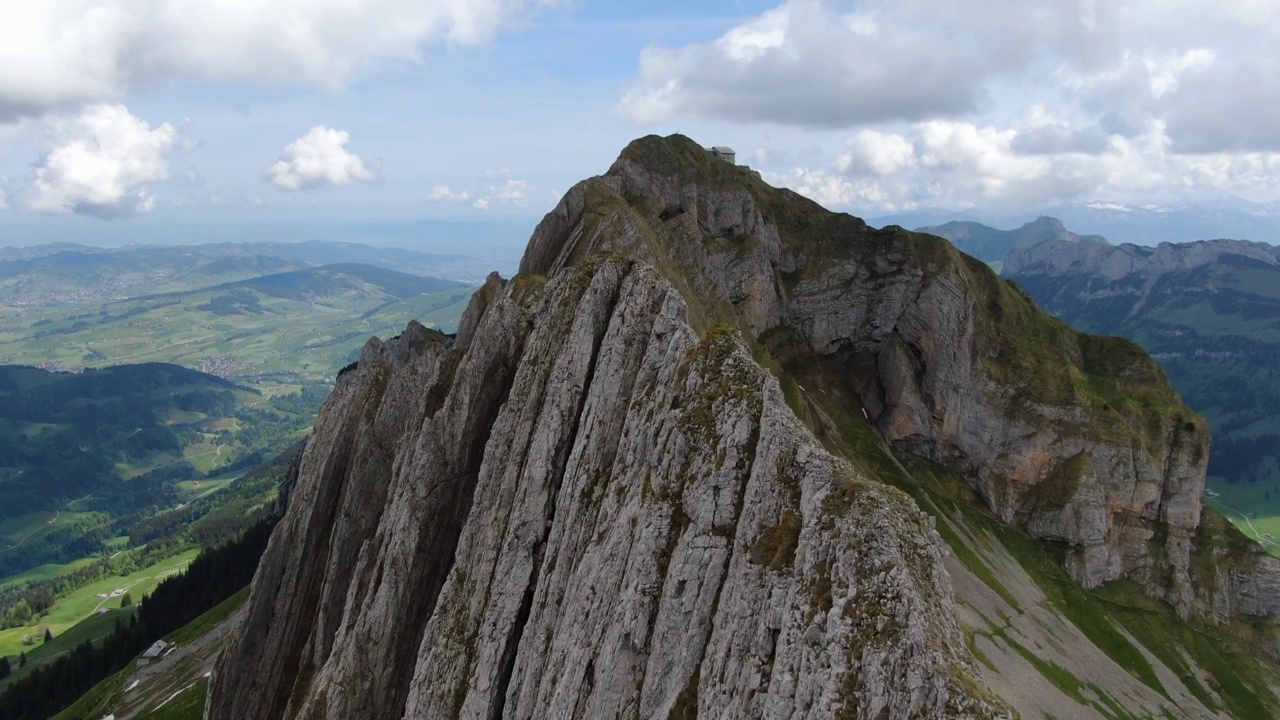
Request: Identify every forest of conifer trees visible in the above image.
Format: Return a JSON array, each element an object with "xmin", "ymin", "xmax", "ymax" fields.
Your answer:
[{"xmin": 0, "ymin": 519, "xmax": 273, "ymax": 720}]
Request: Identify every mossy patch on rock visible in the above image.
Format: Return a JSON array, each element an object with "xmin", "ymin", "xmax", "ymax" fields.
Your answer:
[{"xmin": 749, "ymin": 509, "xmax": 802, "ymax": 571}]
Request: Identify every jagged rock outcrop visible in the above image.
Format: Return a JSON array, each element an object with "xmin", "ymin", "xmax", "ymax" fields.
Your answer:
[
  {"xmin": 209, "ymin": 135, "xmax": 1275, "ymax": 720},
  {"xmin": 521, "ymin": 136, "xmax": 1209, "ymax": 614},
  {"xmin": 209, "ymin": 256, "xmax": 1002, "ymax": 719},
  {"xmin": 1001, "ymin": 235, "xmax": 1280, "ymax": 626}
]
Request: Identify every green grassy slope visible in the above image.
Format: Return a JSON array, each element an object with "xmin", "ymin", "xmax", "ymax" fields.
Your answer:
[
  {"xmin": 50, "ymin": 588, "xmax": 249, "ymax": 720},
  {"xmin": 0, "ymin": 550, "xmax": 198, "ymax": 677},
  {"xmin": 0, "ymin": 240, "xmax": 477, "ymax": 307}
]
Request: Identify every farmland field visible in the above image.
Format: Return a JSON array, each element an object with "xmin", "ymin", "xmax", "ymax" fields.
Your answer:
[{"xmin": 0, "ymin": 248, "xmax": 481, "ymax": 681}]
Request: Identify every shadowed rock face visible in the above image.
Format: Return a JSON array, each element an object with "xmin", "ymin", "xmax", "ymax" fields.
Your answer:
[{"xmin": 208, "ymin": 135, "xmax": 1272, "ymax": 720}]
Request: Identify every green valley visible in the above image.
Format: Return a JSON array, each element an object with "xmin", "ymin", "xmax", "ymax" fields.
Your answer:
[
  {"xmin": 0, "ymin": 242, "xmax": 479, "ymax": 698},
  {"xmin": 0, "ymin": 263, "xmax": 473, "ymax": 385}
]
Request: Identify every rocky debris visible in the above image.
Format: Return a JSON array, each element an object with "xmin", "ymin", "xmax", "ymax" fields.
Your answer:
[{"xmin": 209, "ymin": 258, "xmax": 1003, "ymax": 719}]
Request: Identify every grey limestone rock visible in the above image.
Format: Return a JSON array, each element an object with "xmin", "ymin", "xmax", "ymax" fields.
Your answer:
[
  {"xmin": 209, "ymin": 257, "xmax": 1002, "ymax": 719},
  {"xmin": 519, "ymin": 138, "xmax": 1214, "ymax": 616},
  {"xmin": 208, "ymin": 134, "xmax": 1276, "ymax": 719}
]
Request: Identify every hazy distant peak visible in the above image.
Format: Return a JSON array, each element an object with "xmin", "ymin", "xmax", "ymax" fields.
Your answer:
[{"xmin": 917, "ymin": 215, "xmax": 1107, "ymax": 263}]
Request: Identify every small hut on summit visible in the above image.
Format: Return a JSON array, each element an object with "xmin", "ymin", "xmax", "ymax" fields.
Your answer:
[{"xmin": 707, "ymin": 146, "xmax": 736, "ymax": 164}]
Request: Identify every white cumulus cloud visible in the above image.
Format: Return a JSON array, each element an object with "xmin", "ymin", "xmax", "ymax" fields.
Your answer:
[
  {"xmin": 491, "ymin": 178, "xmax": 528, "ymax": 202},
  {"xmin": 26, "ymin": 104, "xmax": 177, "ymax": 218},
  {"xmin": 620, "ymin": 0, "xmax": 1111, "ymax": 127},
  {"xmin": 622, "ymin": 0, "xmax": 1280, "ymax": 154},
  {"xmin": 838, "ymin": 130, "xmax": 915, "ymax": 175},
  {"xmin": 428, "ymin": 184, "xmax": 470, "ymax": 202},
  {"xmin": 762, "ymin": 168, "xmax": 859, "ymax": 206},
  {"xmin": 468, "ymin": 172, "xmax": 530, "ymax": 210},
  {"xmin": 0, "ymin": 0, "xmax": 566, "ymax": 120},
  {"xmin": 761, "ymin": 115, "xmax": 1280, "ymax": 214},
  {"xmin": 636, "ymin": 0, "xmax": 1280, "ymax": 212},
  {"xmin": 263, "ymin": 127, "xmax": 374, "ymax": 191}
]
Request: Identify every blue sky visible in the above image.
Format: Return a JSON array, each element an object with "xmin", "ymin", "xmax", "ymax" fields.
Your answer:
[{"xmin": 1, "ymin": 0, "xmax": 1278, "ymax": 248}]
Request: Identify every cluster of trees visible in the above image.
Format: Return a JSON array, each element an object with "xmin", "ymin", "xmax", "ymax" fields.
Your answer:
[
  {"xmin": 1208, "ymin": 434, "xmax": 1280, "ymax": 484},
  {"xmin": 176, "ymin": 388, "xmax": 237, "ymax": 415},
  {"xmin": 0, "ymin": 513, "xmax": 111, "ymax": 579},
  {"xmin": 1158, "ymin": 351, "xmax": 1280, "ymax": 486},
  {"xmin": 0, "ymin": 364, "xmax": 242, "ymax": 524},
  {"xmin": 0, "ymin": 558, "xmax": 122, "ymax": 630},
  {"xmin": 196, "ymin": 288, "xmax": 265, "ymax": 316},
  {"xmin": 0, "ymin": 445, "xmax": 298, "ymax": 632},
  {"xmin": 231, "ymin": 403, "xmax": 317, "ymax": 452},
  {"xmin": 269, "ymin": 385, "xmax": 330, "ymax": 415},
  {"xmin": 0, "ymin": 363, "xmax": 319, "ymax": 582},
  {"xmin": 0, "ymin": 519, "xmax": 274, "ymax": 720},
  {"xmin": 0, "ymin": 444, "xmax": 114, "ymax": 522}
]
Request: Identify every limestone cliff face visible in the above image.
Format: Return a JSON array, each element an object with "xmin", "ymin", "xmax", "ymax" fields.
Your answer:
[
  {"xmin": 1002, "ymin": 235, "xmax": 1280, "ymax": 626},
  {"xmin": 208, "ymin": 135, "xmax": 1268, "ymax": 720},
  {"xmin": 521, "ymin": 136, "xmax": 1210, "ymax": 615},
  {"xmin": 208, "ymin": 257, "xmax": 1000, "ymax": 719}
]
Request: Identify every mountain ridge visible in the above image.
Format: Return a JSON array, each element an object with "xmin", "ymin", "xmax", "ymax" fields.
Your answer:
[
  {"xmin": 917, "ymin": 216, "xmax": 1109, "ymax": 263},
  {"xmin": 523, "ymin": 135, "xmax": 1218, "ymax": 611},
  {"xmin": 1005, "ymin": 235, "xmax": 1280, "ymax": 279},
  {"xmin": 208, "ymin": 134, "xmax": 1280, "ymax": 719}
]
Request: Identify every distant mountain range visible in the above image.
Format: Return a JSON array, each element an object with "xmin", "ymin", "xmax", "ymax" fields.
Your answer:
[
  {"xmin": 917, "ymin": 216, "xmax": 1108, "ymax": 263},
  {"xmin": 0, "ymin": 216, "xmax": 535, "ymax": 268},
  {"xmin": 872, "ymin": 198, "xmax": 1280, "ymax": 247},
  {"xmin": 209, "ymin": 263, "xmax": 461, "ymax": 304}
]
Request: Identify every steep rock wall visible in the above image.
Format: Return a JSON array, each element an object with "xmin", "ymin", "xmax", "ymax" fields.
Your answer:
[
  {"xmin": 520, "ymin": 136, "xmax": 1210, "ymax": 616},
  {"xmin": 208, "ymin": 258, "xmax": 1000, "ymax": 719}
]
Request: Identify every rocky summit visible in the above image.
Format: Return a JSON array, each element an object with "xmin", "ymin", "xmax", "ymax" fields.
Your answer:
[{"xmin": 207, "ymin": 135, "xmax": 1280, "ymax": 719}]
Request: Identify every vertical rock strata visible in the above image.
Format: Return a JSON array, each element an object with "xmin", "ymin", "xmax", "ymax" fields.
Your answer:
[
  {"xmin": 209, "ymin": 259, "xmax": 997, "ymax": 719},
  {"xmin": 518, "ymin": 136, "xmax": 1211, "ymax": 616},
  {"xmin": 210, "ymin": 134, "xmax": 1272, "ymax": 719}
]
